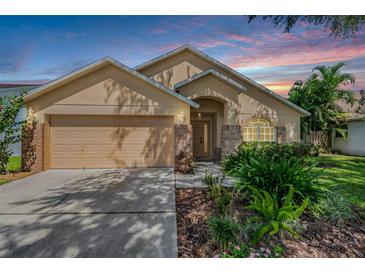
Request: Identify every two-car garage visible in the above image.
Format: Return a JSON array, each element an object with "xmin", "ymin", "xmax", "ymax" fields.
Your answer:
[
  {"xmin": 23, "ymin": 58, "xmax": 197, "ymax": 172},
  {"xmin": 49, "ymin": 115, "xmax": 175, "ymax": 169}
]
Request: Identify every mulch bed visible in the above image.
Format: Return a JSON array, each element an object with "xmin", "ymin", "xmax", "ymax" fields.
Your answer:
[
  {"xmin": 176, "ymin": 188, "xmax": 219, "ymax": 257},
  {"xmin": 283, "ymin": 214, "xmax": 365, "ymax": 257},
  {"xmin": 0, "ymin": 172, "xmax": 33, "ymax": 183},
  {"xmin": 176, "ymin": 188, "xmax": 365, "ymax": 258}
]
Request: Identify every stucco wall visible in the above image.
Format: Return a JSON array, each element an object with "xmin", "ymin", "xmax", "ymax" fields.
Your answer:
[
  {"xmin": 138, "ymin": 51, "xmax": 211, "ymax": 89},
  {"xmin": 177, "ymin": 74, "xmax": 301, "ymax": 143},
  {"xmin": 26, "ymin": 64, "xmax": 190, "ymax": 125},
  {"xmin": 332, "ymin": 121, "xmax": 365, "ymax": 156}
]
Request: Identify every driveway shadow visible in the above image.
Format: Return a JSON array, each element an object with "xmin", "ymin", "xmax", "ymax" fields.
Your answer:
[{"xmin": 0, "ymin": 168, "xmax": 177, "ymax": 257}]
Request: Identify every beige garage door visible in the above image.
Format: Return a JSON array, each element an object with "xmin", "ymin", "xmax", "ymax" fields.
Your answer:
[{"xmin": 49, "ymin": 115, "xmax": 174, "ymax": 169}]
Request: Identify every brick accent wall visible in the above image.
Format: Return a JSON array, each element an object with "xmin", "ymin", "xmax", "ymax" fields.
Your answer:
[
  {"xmin": 221, "ymin": 124, "xmax": 241, "ymax": 157},
  {"xmin": 21, "ymin": 123, "xmax": 44, "ymax": 173},
  {"xmin": 174, "ymin": 124, "xmax": 193, "ymax": 157}
]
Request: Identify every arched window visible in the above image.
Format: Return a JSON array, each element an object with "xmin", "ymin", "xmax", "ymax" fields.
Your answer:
[{"xmin": 243, "ymin": 118, "xmax": 275, "ymax": 142}]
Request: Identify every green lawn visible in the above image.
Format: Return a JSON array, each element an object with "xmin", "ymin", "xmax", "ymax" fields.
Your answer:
[
  {"xmin": 310, "ymin": 154, "xmax": 365, "ymax": 212},
  {"xmin": 0, "ymin": 156, "xmax": 22, "ymax": 185},
  {"xmin": 7, "ymin": 156, "xmax": 21, "ymax": 172}
]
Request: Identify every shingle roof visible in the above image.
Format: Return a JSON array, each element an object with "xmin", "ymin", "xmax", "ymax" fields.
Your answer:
[{"xmin": 175, "ymin": 68, "xmax": 247, "ymax": 92}]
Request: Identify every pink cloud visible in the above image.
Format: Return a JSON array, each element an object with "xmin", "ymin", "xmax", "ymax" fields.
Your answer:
[
  {"xmin": 195, "ymin": 39, "xmax": 236, "ymax": 49},
  {"xmin": 247, "ymin": 28, "xmax": 365, "ymax": 69},
  {"xmin": 227, "ymin": 34, "xmax": 254, "ymax": 43},
  {"xmin": 226, "ymin": 42, "xmax": 365, "ymax": 69},
  {"xmin": 262, "ymin": 81, "xmax": 294, "ymax": 95},
  {"xmin": 150, "ymin": 28, "xmax": 169, "ymax": 34}
]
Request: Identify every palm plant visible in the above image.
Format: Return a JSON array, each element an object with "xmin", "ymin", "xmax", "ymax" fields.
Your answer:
[{"xmin": 289, "ymin": 63, "xmax": 355, "ymax": 149}]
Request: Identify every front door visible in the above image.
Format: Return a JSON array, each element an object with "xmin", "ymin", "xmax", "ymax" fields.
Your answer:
[{"xmin": 191, "ymin": 121, "xmax": 210, "ymax": 159}]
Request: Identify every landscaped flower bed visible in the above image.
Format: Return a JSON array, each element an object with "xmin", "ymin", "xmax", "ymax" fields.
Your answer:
[
  {"xmin": 176, "ymin": 143, "xmax": 365, "ymax": 258},
  {"xmin": 176, "ymin": 188, "xmax": 365, "ymax": 258}
]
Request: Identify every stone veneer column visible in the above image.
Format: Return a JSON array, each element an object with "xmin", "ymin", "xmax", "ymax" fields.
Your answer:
[
  {"xmin": 21, "ymin": 123, "xmax": 44, "ymax": 173},
  {"xmin": 174, "ymin": 124, "xmax": 193, "ymax": 157},
  {"xmin": 221, "ymin": 125, "xmax": 242, "ymax": 157}
]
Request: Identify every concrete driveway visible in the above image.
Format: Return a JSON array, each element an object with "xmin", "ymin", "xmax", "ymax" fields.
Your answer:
[{"xmin": 0, "ymin": 168, "xmax": 177, "ymax": 258}]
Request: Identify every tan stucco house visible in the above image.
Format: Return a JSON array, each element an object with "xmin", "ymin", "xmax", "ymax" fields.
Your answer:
[{"xmin": 22, "ymin": 45, "xmax": 310, "ymax": 172}]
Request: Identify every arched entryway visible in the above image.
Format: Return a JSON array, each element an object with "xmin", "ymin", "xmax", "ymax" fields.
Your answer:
[{"xmin": 190, "ymin": 97, "xmax": 225, "ymax": 161}]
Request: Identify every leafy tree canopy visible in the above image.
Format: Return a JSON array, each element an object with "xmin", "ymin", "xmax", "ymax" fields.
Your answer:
[
  {"xmin": 0, "ymin": 94, "xmax": 25, "ymax": 173},
  {"xmin": 288, "ymin": 63, "xmax": 355, "ymax": 135},
  {"xmin": 248, "ymin": 16, "xmax": 365, "ymax": 39}
]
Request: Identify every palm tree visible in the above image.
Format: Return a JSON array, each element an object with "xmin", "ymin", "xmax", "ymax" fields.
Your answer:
[{"xmin": 289, "ymin": 62, "xmax": 355, "ymax": 150}]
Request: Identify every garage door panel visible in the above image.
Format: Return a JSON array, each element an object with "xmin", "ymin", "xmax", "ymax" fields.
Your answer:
[
  {"xmin": 51, "ymin": 129, "xmax": 173, "ymax": 140},
  {"xmin": 50, "ymin": 115, "xmax": 174, "ymax": 168}
]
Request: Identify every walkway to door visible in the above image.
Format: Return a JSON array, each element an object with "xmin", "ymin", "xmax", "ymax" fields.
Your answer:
[{"xmin": 175, "ymin": 161, "xmax": 234, "ymax": 188}]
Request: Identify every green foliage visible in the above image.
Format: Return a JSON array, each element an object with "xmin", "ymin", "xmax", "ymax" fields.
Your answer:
[
  {"xmin": 220, "ymin": 242, "xmax": 284, "ymax": 258},
  {"xmin": 7, "ymin": 156, "xmax": 21, "ymax": 172},
  {"xmin": 310, "ymin": 192, "xmax": 357, "ymax": 226},
  {"xmin": 208, "ymin": 214, "xmax": 241, "ymax": 249},
  {"xmin": 224, "ymin": 143, "xmax": 325, "ymax": 203},
  {"xmin": 220, "ymin": 243, "xmax": 250, "ymax": 258},
  {"xmin": 202, "ymin": 171, "xmax": 221, "ymax": 188},
  {"xmin": 245, "ymin": 187, "xmax": 308, "ymax": 243},
  {"xmin": 235, "ymin": 154, "xmax": 325, "ymax": 203},
  {"xmin": 248, "ymin": 16, "xmax": 365, "ymax": 39},
  {"xmin": 222, "ymin": 142, "xmax": 318, "ymax": 177},
  {"xmin": 0, "ymin": 94, "xmax": 25, "ymax": 174},
  {"xmin": 288, "ymin": 63, "xmax": 355, "ymax": 141},
  {"xmin": 240, "ymin": 216, "xmax": 264, "ymax": 241},
  {"xmin": 309, "ymin": 154, "xmax": 365, "ymax": 215},
  {"xmin": 203, "ymin": 172, "xmax": 232, "ymax": 214}
]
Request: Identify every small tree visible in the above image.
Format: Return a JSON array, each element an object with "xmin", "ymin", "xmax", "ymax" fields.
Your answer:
[
  {"xmin": 288, "ymin": 63, "xmax": 355, "ymax": 150},
  {"xmin": 0, "ymin": 93, "xmax": 25, "ymax": 173}
]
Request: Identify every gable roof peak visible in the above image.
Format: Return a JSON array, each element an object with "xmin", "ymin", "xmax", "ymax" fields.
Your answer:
[
  {"xmin": 134, "ymin": 45, "xmax": 310, "ymax": 116},
  {"xmin": 24, "ymin": 56, "xmax": 199, "ymax": 108},
  {"xmin": 175, "ymin": 68, "xmax": 247, "ymax": 92}
]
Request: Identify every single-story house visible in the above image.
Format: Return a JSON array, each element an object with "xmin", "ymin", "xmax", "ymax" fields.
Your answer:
[
  {"xmin": 22, "ymin": 44, "xmax": 309, "ymax": 172},
  {"xmin": 332, "ymin": 90, "xmax": 365, "ymax": 156}
]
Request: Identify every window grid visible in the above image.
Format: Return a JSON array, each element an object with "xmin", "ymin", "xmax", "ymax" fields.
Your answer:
[{"xmin": 242, "ymin": 119, "xmax": 275, "ymax": 142}]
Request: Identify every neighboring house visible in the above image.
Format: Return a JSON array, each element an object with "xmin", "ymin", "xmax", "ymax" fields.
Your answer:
[
  {"xmin": 332, "ymin": 90, "xmax": 365, "ymax": 156},
  {"xmin": 0, "ymin": 85, "xmax": 40, "ymax": 156},
  {"xmin": 22, "ymin": 45, "xmax": 309, "ymax": 172}
]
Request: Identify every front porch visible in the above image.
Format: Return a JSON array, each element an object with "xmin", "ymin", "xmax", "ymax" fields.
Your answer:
[{"xmin": 189, "ymin": 97, "xmax": 241, "ymax": 162}]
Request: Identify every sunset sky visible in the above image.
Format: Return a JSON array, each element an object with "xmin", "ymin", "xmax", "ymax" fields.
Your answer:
[{"xmin": 1, "ymin": 15, "xmax": 364, "ymax": 95}]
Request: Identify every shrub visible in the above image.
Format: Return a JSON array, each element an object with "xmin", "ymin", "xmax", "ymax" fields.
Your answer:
[
  {"xmin": 245, "ymin": 186, "xmax": 308, "ymax": 243},
  {"xmin": 220, "ymin": 243, "xmax": 250, "ymax": 258},
  {"xmin": 220, "ymin": 243, "xmax": 284, "ymax": 258},
  {"xmin": 202, "ymin": 171, "xmax": 221, "ymax": 188},
  {"xmin": 240, "ymin": 216, "xmax": 264, "ymax": 241},
  {"xmin": 233, "ymin": 153, "xmax": 326, "ymax": 203},
  {"xmin": 208, "ymin": 215, "xmax": 241, "ymax": 249},
  {"xmin": 222, "ymin": 142, "xmax": 318, "ymax": 177},
  {"xmin": 0, "ymin": 94, "xmax": 25, "ymax": 174},
  {"xmin": 203, "ymin": 172, "xmax": 232, "ymax": 214},
  {"xmin": 310, "ymin": 192, "xmax": 357, "ymax": 225},
  {"xmin": 175, "ymin": 151, "xmax": 195, "ymax": 174},
  {"xmin": 214, "ymin": 187, "xmax": 232, "ymax": 214}
]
